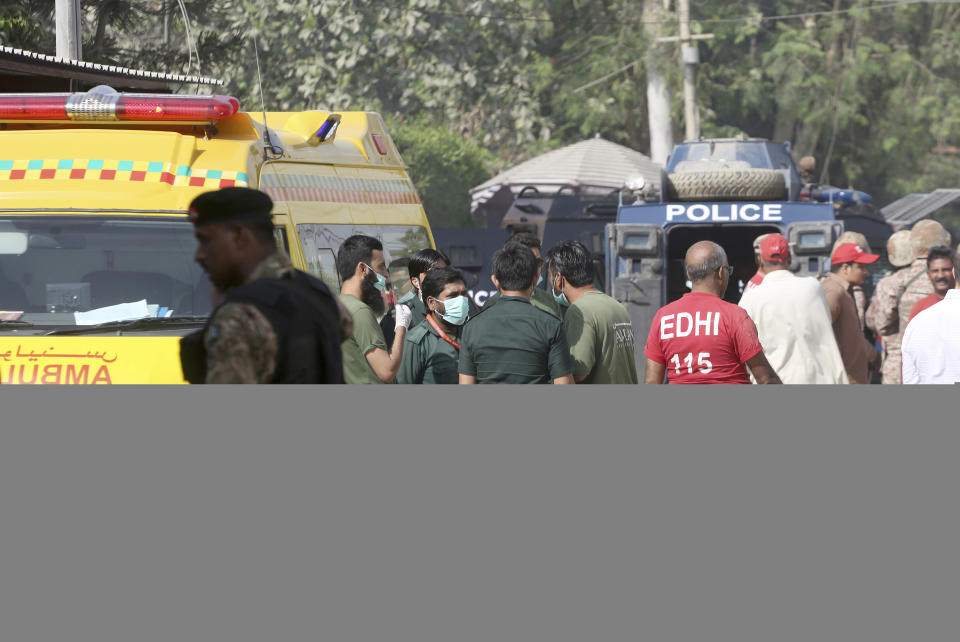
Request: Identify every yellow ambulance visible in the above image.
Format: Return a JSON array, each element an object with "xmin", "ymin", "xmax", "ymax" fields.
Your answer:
[{"xmin": 0, "ymin": 85, "xmax": 434, "ymax": 384}]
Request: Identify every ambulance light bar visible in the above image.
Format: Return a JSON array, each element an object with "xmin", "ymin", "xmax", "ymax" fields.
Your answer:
[{"xmin": 0, "ymin": 86, "xmax": 239, "ymax": 123}]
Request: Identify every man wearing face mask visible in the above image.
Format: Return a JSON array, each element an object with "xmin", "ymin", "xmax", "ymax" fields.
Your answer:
[
  {"xmin": 380, "ymin": 257, "xmax": 418, "ymax": 346},
  {"xmin": 396, "ymin": 266, "xmax": 469, "ymax": 384},
  {"xmin": 407, "ymin": 248, "xmax": 451, "ymax": 328},
  {"xmin": 546, "ymin": 240, "xmax": 639, "ymax": 384},
  {"xmin": 338, "ymin": 234, "xmax": 413, "ymax": 383}
]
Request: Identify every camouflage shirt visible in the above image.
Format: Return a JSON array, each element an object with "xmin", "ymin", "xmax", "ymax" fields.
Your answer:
[
  {"xmin": 864, "ymin": 259, "xmax": 932, "ymax": 384},
  {"xmin": 204, "ymin": 251, "xmax": 353, "ymax": 384}
]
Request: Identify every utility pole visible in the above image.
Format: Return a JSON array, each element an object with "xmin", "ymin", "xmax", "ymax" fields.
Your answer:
[
  {"xmin": 55, "ymin": 0, "xmax": 83, "ymax": 61},
  {"xmin": 657, "ymin": 0, "xmax": 713, "ymax": 141},
  {"xmin": 678, "ymin": 0, "xmax": 697, "ymax": 140},
  {"xmin": 644, "ymin": 0, "xmax": 673, "ymax": 167}
]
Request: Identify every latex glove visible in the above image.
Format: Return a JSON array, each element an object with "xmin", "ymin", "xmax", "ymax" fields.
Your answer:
[{"xmin": 394, "ymin": 304, "xmax": 413, "ymax": 330}]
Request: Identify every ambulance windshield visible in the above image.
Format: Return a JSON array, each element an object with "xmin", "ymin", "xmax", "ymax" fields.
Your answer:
[{"xmin": 0, "ymin": 215, "xmax": 214, "ymax": 326}]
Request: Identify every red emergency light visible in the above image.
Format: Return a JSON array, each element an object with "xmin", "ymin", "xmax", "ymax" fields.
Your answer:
[{"xmin": 0, "ymin": 86, "xmax": 240, "ymax": 123}]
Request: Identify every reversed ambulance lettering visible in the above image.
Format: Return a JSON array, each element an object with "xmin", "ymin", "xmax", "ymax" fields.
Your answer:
[{"xmin": 1, "ymin": 363, "xmax": 112, "ymax": 384}]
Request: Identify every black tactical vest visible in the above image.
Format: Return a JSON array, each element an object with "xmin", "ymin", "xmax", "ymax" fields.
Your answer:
[{"xmin": 180, "ymin": 270, "xmax": 344, "ymax": 384}]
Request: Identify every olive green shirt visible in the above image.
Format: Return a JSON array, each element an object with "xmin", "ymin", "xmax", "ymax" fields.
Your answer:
[
  {"xmin": 340, "ymin": 293, "xmax": 389, "ymax": 384},
  {"xmin": 396, "ymin": 318, "xmax": 461, "ymax": 384},
  {"xmin": 563, "ymin": 291, "xmax": 638, "ymax": 384},
  {"xmin": 459, "ymin": 295, "xmax": 573, "ymax": 384},
  {"xmin": 483, "ymin": 288, "xmax": 561, "ymax": 318}
]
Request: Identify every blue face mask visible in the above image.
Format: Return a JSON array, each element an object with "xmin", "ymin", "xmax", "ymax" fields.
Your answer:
[
  {"xmin": 436, "ymin": 295, "xmax": 469, "ymax": 326},
  {"xmin": 397, "ymin": 288, "xmax": 417, "ymax": 304},
  {"xmin": 551, "ymin": 275, "xmax": 570, "ymax": 307},
  {"xmin": 536, "ymin": 273, "xmax": 544, "ymax": 289},
  {"xmin": 364, "ymin": 263, "xmax": 388, "ymax": 293}
]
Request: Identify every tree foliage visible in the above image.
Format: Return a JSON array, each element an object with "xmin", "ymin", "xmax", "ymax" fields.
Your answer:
[
  {"xmin": 388, "ymin": 115, "xmax": 493, "ymax": 228},
  {"xmin": 8, "ymin": 0, "xmax": 960, "ymax": 224}
]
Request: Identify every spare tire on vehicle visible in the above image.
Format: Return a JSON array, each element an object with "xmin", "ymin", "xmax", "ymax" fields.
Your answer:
[{"xmin": 666, "ymin": 168, "xmax": 787, "ymax": 202}]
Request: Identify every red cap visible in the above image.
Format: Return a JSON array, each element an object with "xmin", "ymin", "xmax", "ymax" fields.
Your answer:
[
  {"xmin": 759, "ymin": 234, "xmax": 790, "ymax": 262},
  {"xmin": 831, "ymin": 242, "xmax": 879, "ymax": 264}
]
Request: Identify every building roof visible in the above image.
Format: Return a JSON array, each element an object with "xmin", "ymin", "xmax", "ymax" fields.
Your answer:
[
  {"xmin": 469, "ymin": 135, "xmax": 661, "ymax": 215},
  {"xmin": 881, "ymin": 189, "xmax": 960, "ymax": 227},
  {"xmin": 0, "ymin": 45, "xmax": 223, "ymax": 91}
]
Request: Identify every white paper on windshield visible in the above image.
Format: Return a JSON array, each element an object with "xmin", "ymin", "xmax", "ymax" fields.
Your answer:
[{"xmin": 74, "ymin": 300, "xmax": 150, "ymax": 326}]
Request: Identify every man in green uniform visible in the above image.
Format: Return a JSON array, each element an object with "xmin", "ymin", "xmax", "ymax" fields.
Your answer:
[
  {"xmin": 380, "ymin": 257, "xmax": 419, "ymax": 346},
  {"xmin": 182, "ymin": 187, "xmax": 350, "ymax": 384},
  {"xmin": 407, "ymin": 248, "xmax": 451, "ymax": 328},
  {"xmin": 482, "ymin": 233, "xmax": 561, "ymax": 318},
  {"xmin": 546, "ymin": 240, "xmax": 639, "ymax": 384},
  {"xmin": 459, "ymin": 242, "xmax": 574, "ymax": 384},
  {"xmin": 338, "ymin": 234, "xmax": 413, "ymax": 383},
  {"xmin": 397, "ymin": 266, "xmax": 469, "ymax": 384}
]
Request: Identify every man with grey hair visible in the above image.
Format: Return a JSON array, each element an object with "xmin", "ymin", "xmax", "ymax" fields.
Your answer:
[{"xmin": 644, "ymin": 241, "xmax": 781, "ymax": 384}]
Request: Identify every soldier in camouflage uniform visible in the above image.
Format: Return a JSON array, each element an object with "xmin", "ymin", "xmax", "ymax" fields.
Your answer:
[
  {"xmin": 865, "ymin": 221, "xmax": 952, "ymax": 384},
  {"xmin": 863, "ymin": 230, "xmax": 913, "ymax": 384},
  {"xmin": 181, "ymin": 188, "xmax": 351, "ymax": 384}
]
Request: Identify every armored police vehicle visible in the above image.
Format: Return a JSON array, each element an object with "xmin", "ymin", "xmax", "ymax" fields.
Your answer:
[{"xmin": 604, "ymin": 137, "xmax": 893, "ymax": 369}]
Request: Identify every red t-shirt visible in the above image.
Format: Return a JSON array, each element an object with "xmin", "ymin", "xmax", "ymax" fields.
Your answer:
[
  {"xmin": 908, "ymin": 292, "xmax": 944, "ymax": 323},
  {"xmin": 742, "ymin": 271, "xmax": 764, "ymax": 294},
  {"xmin": 644, "ymin": 292, "xmax": 763, "ymax": 384}
]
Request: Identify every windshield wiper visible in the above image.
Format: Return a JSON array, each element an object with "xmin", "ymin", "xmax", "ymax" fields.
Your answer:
[
  {"xmin": 44, "ymin": 316, "xmax": 208, "ymax": 336},
  {"xmin": 0, "ymin": 319, "xmax": 34, "ymax": 327}
]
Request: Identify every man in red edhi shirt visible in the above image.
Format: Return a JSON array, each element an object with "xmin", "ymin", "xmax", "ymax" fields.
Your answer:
[
  {"xmin": 907, "ymin": 246, "xmax": 955, "ymax": 324},
  {"xmin": 644, "ymin": 241, "xmax": 781, "ymax": 385}
]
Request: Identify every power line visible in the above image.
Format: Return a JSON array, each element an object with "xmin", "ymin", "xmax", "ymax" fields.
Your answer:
[{"xmin": 394, "ymin": 0, "xmax": 938, "ymax": 28}]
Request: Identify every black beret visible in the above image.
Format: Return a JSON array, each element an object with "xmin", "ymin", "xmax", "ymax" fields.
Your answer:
[{"xmin": 188, "ymin": 187, "xmax": 273, "ymax": 226}]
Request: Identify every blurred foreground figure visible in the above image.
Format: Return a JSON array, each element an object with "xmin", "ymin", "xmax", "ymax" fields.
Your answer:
[{"xmin": 181, "ymin": 188, "xmax": 347, "ymax": 384}]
